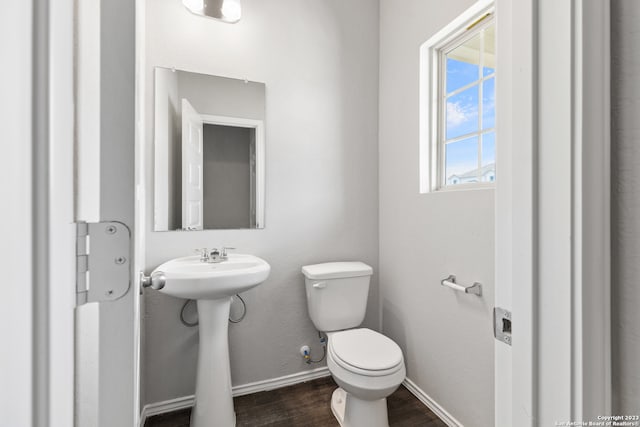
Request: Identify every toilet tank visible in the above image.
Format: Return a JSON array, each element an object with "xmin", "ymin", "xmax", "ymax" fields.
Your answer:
[{"xmin": 302, "ymin": 262, "xmax": 373, "ymax": 332}]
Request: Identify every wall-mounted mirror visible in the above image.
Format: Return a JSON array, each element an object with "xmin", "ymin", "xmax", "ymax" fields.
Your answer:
[{"xmin": 153, "ymin": 67, "xmax": 265, "ymax": 231}]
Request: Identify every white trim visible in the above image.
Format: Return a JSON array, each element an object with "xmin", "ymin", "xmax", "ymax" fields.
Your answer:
[
  {"xmin": 49, "ymin": 0, "xmax": 76, "ymax": 425},
  {"xmin": 495, "ymin": 0, "xmax": 611, "ymax": 424},
  {"xmin": 419, "ymin": 0, "xmax": 494, "ymax": 193},
  {"xmin": 140, "ymin": 367, "xmax": 330, "ymax": 425},
  {"xmin": 140, "ymin": 395, "xmax": 194, "ymax": 423},
  {"xmin": 434, "ymin": 182, "xmax": 494, "ymax": 193},
  {"xmin": 494, "ymin": 0, "xmax": 537, "ymax": 425},
  {"xmin": 134, "ymin": 0, "xmax": 148, "ymax": 424},
  {"xmin": 537, "ymin": 0, "xmax": 575, "ymax": 421},
  {"xmin": 535, "ymin": 0, "xmax": 611, "ymax": 423},
  {"xmin": 571, "ymin": 0, "xmax": 611, "ymax": 418},
  {"xmin": 0, "ymin": 2, "xmax": 34, "ymax": 426},
  {"xmin": 76, "ymin": 0, "xmax": 102, "ymax": 222},
  {"xmin": 402, "ymin": 378, "xmax": 463, "ymax": 427},
  {"xmin": 232, "ymin": 367, "xmax": 330, "ymax": 397},
  {"xmin": 200, "ymin": 114, "xmax": 263, "ymax": 130}
]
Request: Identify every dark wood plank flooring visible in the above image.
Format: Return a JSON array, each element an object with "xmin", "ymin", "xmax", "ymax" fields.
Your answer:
[{"xmin": 145, "ymin": 376, "xmax": 447, "ymax": 427}]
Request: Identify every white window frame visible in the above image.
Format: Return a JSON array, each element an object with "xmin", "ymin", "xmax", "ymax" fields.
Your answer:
[{"xmin": 419, "ymin": 0, "xmax": 495, "ymax": 193}]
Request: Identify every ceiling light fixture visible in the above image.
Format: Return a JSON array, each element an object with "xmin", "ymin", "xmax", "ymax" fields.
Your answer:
[
  {"xmin": 182, "ymin": 0, "xmax": 242, "ymax": 24},
  {"xmin": 182, "ymin": 0, "xmax": 204, "ymax": 14},
  {"xmin": 220, "ymin": 0, "xmax": 241, "ymax": 22}
]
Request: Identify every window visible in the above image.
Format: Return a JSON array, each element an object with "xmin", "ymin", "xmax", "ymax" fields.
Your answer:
[{"xmin": 420, "ymin": 2, "xmax": 495, "ymax": 191}]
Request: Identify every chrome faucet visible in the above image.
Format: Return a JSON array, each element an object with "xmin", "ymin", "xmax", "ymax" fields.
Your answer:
[
  {"xmin": 220, "ymin": 247, "xmax": 235, "ymax": 259},
  {"xmin": 196, "ymin": 247, "xmax": 235, "ymax": 263},
  {"xmin": 195, "ymin": 248, "xmax": 210, "ymax": 262},
  {"xmin": 209, "ymin": 248, "xmax": 222, "ymax": 262}
]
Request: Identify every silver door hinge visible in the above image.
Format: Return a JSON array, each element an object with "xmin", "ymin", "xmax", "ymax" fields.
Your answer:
[
  {"xmin": 494, "ymin": 307, "xmax": 512, "ymax": 345},
  {"xmin": 76, "ymin": 221, "xmax": 131, "ymax": 305}
]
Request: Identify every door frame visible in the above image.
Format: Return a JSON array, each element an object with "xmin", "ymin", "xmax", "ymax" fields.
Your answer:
[
  {"xmin": 75, "ymin": 0, "xmax": 138, "ymax": 425},
  {"xmin": 49, "ymin": 0, "xmax": 76, "ymax": 425},
  {"xmin": 495, "ymin": 0, "xmax": 611, "ymax": 425},
  {"xmin": 199, "ymin": 114, "xmax": 266, "ymax": 229},
  {"xmin": 9, "ymin": 0, "xmax": 611, "ymax": 425},
  {"xmin": 2, "ymin": 0, "xmax": 76, "ymax": 426}
]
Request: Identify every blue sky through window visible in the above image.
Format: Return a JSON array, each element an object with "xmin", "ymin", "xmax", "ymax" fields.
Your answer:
[
  {"xmin": 443, "ymin": 29, "xmax": 496, "ymax": 185},
  {"xmin": 446, "ymin": 84, "xmax": 479, "ymax": 139},
  {"xmin": 482, "ymin": 132, "xmax": 495, "ymax": 165},
  {"xmin": 446, "ymin": 136, "xmax": 479, "ymax": 178},
  {"xmin": 446, "ymin": 58, "xmax": 478, "ymax": 93},
  {"xmin": 482, "ymin": 77, "xmax": 495, "ymax": 129}
]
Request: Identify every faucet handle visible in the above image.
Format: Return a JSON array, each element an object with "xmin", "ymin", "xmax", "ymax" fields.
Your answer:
[
  {"xmin": 221, "ymin": 247, "xmax": 236, "ymax": 257},
  {"xmin": 194, "ymin": 248, "xmax": 209, "ymax": 262}
]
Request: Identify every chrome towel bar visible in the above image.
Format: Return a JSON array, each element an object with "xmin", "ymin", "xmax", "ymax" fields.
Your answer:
[{"xmin": 440, "ymin": 275, "xmax": 482, "ymax": 296}]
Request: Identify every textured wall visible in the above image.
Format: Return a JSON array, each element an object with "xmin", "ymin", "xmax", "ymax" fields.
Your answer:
[
  {"xmin": 378, "ymin": 1, "xmax": 495, "ymax": 426},
  {"xmin": 141, "ymin": 0, "xmax": 380, "ymax": 406},
  {"xmin": 611, "ymin": 0, "xmax": 640, "ymax": 414}
]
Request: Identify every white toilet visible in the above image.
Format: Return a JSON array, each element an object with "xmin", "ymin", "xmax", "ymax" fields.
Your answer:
[{"xmin": 302, "ymin": 262, "xmax": 406, "ymax": 427}]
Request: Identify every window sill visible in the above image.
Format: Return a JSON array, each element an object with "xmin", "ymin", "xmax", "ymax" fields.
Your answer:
[{"xmin": 421, "ymin": 182, "xmax": 495, "ymax": 194}]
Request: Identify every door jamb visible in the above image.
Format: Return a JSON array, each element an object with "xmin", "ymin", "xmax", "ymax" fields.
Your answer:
[{"xmin": 495, "ymin": 0, "xmax": 611, "ymax": 425}]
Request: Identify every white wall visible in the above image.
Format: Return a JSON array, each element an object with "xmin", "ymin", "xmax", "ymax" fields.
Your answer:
[
  {"xmin": 378, "ymin": 1, "xmax": 495, "ymax": 426},
  {"xmin": 611, "ymin": 0, "xmax": 640, "ymax": 414},
  {"xmin": 141, "ymin": 0, "xmax": 380, "ymax": 405}
]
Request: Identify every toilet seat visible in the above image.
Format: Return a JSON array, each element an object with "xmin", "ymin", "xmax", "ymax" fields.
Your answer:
[{"xmin": 329, "ymin": 328, "xmax": 404, "ymax": 377}]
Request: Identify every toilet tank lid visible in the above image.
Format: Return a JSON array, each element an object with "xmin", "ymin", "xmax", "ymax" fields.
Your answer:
[{"xmin": 301, "ymin": 262, "xmax": 373, "ymax": 280}]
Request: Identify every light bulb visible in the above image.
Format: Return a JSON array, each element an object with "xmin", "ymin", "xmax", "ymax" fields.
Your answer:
[
  {"xmin": 182, "ymin": 0, "xmax": 204, "ymax": 13},
  {"xmin": 221, "ymin": 0, "xmax": 241, "ymax": 22}
]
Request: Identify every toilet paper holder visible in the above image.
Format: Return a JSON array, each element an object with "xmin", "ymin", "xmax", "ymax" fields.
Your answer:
[{"xmin": 440, "ymin": 274, "xmax": 482, "ymax": 296}]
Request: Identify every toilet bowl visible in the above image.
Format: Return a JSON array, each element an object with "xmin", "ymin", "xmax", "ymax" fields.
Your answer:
[
  {"xmin": 302, "ymin": 262, "xmax": 406, "ymax": 427},
  {"xmin": 326, "ymin": 328, "xmax": 406, "ymax": 427}
]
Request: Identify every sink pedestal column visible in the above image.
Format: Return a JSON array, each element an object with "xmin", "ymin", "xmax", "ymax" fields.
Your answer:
[{"xmin": 191, "ymin": 297, "xmax": 235, "ymax": 427}]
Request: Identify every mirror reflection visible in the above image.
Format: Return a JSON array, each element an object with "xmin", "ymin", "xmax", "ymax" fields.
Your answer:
[{"xmin": 153, "ymin": 67, "xmax": 265, "ymax": 231}]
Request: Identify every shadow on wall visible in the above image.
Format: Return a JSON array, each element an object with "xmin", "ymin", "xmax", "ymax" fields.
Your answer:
[{"xmin": 382, "ymin": 299, "xmax": 408, "ymax": 366}]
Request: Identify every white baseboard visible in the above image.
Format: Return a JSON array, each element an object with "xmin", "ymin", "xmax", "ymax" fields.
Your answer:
[
  {"xmin": 232, "ymin": 366, "xmax": 330, "ymax": 397},
  {"xmin": 402, "ymin": 378, "xmax": 464, "ymax": 427},
  {"xmin": 140, "ymin": 394, "xmax": 194, "ymax": 424},
  {"xmin": 140, "ymin": 367, "xmax": 330, "ymax": 426}
]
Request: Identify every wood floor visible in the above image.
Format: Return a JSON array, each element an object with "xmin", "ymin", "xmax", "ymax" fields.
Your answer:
[{"xmin": 145, "ymin": 376, "xmax": 447, "ymax": 427}]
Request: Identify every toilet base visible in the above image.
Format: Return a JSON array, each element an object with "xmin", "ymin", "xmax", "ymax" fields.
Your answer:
[
  {"xmin": 331, "ymin": 387, "xmax": 389, "ymax": 427},
  {"xmin": 331, "ymin": 388, "xmax": 346, "ymax": 426}
]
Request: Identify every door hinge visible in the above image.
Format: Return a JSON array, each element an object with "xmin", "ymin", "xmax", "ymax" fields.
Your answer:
[
  {"xmin": 494, "ymin": 307, "xmax": 512, "ymax": 345},
  {"xmin": 76, "ymin": 221, "xmax": 131, "ymax": 306}
]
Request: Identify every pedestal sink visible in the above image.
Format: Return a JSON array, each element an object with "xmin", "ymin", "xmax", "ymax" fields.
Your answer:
[{"xmin": 153, "ymin": 254, "xmax": 270, "ymax": 427}]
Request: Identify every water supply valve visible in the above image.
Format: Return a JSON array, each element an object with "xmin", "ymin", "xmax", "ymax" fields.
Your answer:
[{"xmin": 300, "ymin": 345, "xmax": 311, "ymax": 364}]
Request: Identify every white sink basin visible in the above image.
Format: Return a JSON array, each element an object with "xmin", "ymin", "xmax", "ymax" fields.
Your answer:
[
  {"xmin": 149, "ymin": 253, "xmax": 270, "ymax": 427},
  {"xmin": 154, "ymin": 254, "xmax": 270, "ymax": 300}
]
